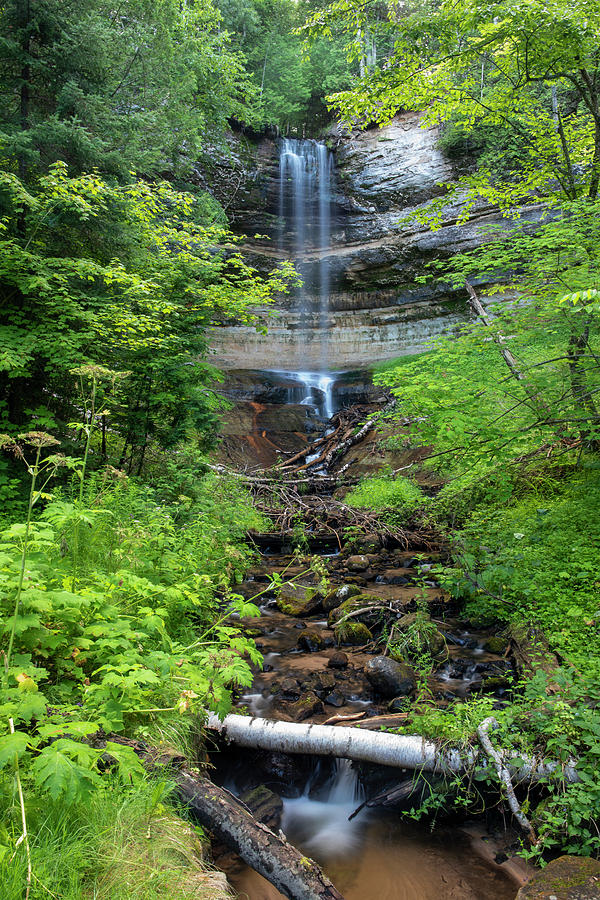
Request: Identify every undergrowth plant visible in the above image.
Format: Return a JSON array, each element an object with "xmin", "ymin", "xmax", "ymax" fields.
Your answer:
[
  {"xmin": 345, "ymin": 474, "xmax": 425, "ymax": 524},
  {"xmin": 0, "ymin": 429, "xmax": 264, "ymax": 895}
]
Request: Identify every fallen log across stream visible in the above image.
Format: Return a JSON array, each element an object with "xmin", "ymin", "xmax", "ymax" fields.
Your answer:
[
  {"xmin": 175, "ymin": 770, "xmax": 345, "ymax": 900},
  {"xmin": 206, "ymin": 713, "xmax": 579, "ymax": 784}
]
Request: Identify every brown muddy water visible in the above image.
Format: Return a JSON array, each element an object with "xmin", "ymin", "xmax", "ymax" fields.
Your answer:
[{"xmin": 230, "ymin": 819, "xmax": 517, "ymax": 900}]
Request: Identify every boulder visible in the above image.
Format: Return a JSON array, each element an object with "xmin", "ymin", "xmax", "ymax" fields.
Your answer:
[
  {"xmin": 390, "ymin": 612, "xmax": 448, "ymax": 659},
  {"xmin": 297, "ymin": 630, "xmax": 325, "ymax": 652},
  {"xmin": 300, "ymin": 671, "xmax": 336, "ymax": 695},
  {"xmin": 240, "ymin": 784, "xmax": 284, "ymax": 829},
  {"xmin": 287, "ymin": 691, "xmax": 324, "ymax": 722},
  {"xmin": 327, "ymin": 594, "xmax": 382, "ymax": 628},
  {"xmin": 278, "ymin": 677, "xmax": 300, "ymax": 700},
  {"xmin": 378, "ymin": 569, "xmax": 410, "ymax": 585},
  {"xmin": 334, "ymin": 621, "xmax": 373, "ymax": 646},
  {"xmin": 517, "ymin": 855, "xmax": 600, "ymax": 899},
  {"xmin": 365, "ymin": 657, "xmax": 416, "ymax": 698},
  {"xmin": 323, "ymin": 583, "xmax": 362, "ymax": 613},
  {"xmin": 327, "ymin": 651, "xmax": 349, "ymax": 669},
  {"xmin": 324, "ymin": 691, "xmax": 346, "ymax": 708},
  {"xmin": 346, "ymin": 554, "xmax": 370, "ymax": 571},
  {"xmin": 276, "ymin": 584, "xmax": 322, "ymax": 617}
]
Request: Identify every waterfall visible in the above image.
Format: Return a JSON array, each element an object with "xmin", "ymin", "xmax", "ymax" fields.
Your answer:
[
  {"xmin": 278, "ymin": 138, "xmax": 335, "ymax": 417},
  {"xmin": 281, "ymin": 759, "xmax": 366, "ymax": 860}
]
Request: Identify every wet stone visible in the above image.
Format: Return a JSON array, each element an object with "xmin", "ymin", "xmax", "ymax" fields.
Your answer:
[
  {"xmin": 297, "ymin": 630, "xmax": 325, "ymax": 652},
  {"xmin": 324, "ymin": 690, "xmax": 346, "ymax": 708},
  {"xmin": 287, "ymin": 691, "xmax": 324, "ymax": 722},
  {"xmin": 279, "ymin": 677, "xmax": 300, "ymax": 700},
  {"xmin": 328, "ymin": 650, "xmax": 349, "ymax": 669},
  {"xmin": 301, "ymin": 671, "xmax": 337, "ymax": 694},
  {"xmin": 346, "ymin": 554, "xmax": 370, "ymax": 571},
  {"xmin": 365, "ymin": 656, "xmax": 416, "ymax": 698}
]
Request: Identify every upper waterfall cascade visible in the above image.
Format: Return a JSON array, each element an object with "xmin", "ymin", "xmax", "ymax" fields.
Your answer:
[{"xmin": 278, "ymin": 138, "xmax": 335, "ymax": 418}]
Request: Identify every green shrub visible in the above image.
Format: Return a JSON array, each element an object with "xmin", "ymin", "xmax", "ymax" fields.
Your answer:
[{"xmin": 345, "ymin": 475, "xmax": 425, "ymax": 522}]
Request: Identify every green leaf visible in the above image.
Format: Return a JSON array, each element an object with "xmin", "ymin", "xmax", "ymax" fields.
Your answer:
[
  {"xmin": 0, "ymin": 731, "xmax": 29, "ymax": 767},
  {"xmin": 32, "ymin": 741, "xmax": 101, "ymax": 802}
]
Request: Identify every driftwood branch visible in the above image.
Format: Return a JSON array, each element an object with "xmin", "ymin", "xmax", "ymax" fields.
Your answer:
[
  {"xmin": 322, "ymin": 399, "xmax": 397, "ymax": 471},
  {"xmin": 477, "ymin": 717, "xmax": 537, "ymax": 843}
]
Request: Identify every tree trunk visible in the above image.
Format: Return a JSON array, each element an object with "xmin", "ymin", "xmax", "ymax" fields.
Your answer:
[
  {"xmin": 175, "ymin": 770, "xmax": 345, "ymax": 900},
  {"xmin": 19, "ymin": 0, "xmax": 31, "ymax": 182},
  {"xmin": 567, "ymin": 324, "xmax": 600, "ymax": 450},
  {"xmin": 465, "ymin": 281, "xmax": 557, "ymax": 423},
  {"xmin": 206, "ymin": 713, "xmax": 578, "ymax": 783}
]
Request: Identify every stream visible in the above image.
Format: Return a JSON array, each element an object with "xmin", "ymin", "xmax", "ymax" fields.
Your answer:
[{"xmin": 212, "ymin": 532, "xmax": 523, "ymax": 899}]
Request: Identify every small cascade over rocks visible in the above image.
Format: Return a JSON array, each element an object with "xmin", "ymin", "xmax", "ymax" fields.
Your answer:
[
  {"xmin": 281, "ymin": 759, "xmax": 366, "ymax": 859},
  {"xmin": 279, "ymin": 138, "xmax": 335, "ymax": 415},
  {"xmin": 296, "ymin": 370, "xmax": 334, "ymax": 420}
]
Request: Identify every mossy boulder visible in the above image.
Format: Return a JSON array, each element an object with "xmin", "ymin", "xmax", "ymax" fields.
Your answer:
[
  {"xmin": 276, "ymin": 584, "xmax": 322, "ymax": 617},
  {"xmin": 327, "ymin": 594, "xmax": 381, "ymax": 628},
  {"xmin": 346, "ymin": 554, "xmax": 370, "ymax": 571},
  {"xmin": 297, "ymin": 630, "xmax": 325, "ymax": 652},
  {"xmin": 365, "ymin": 656, "xmax": 416, "ymax": 697},
  {"xmin": 390, "ymin": 612, "xmax": 448, "ymax": 660},
  {"xmin": 517, "ymin": 855, "xmax": 600, "ymax": 899},
  {"xmin": 287, "ymin": 691, "xmax": 324, "ymax": 721},
  {"xmin": 482, "ymin": 635, "xmax": 508, "ymax": 654},
  {"xmin": 323, "ymin": 583, "xmax": 362, "ymax": 613},
  {"xmin": 334, "ymin": 621, "xmax": 373, "ymax": 646}
]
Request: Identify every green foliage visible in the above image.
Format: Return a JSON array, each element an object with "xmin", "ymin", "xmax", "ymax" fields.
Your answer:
[
  {"xmin": 388, "ymin": 603, "xmax": 446, "ymax": 667},
  {"xmin": 0, "ymin": 163, "xmax": 294, "ymax": 465},
  {"xmin": 0, "ymin": 777, "xmax": 225, "ymax": 899},
  {"xmin": 217, "ymin": 0, "xmax": 355, "ymax": 130},
  {"xmin": 345, "ymin": 474, "xmax": 425, "ymax": 522},
  {"xmin": 309, "ymin": 0, "xmax": 600, "ymax": 204},
  {"xmin": 0, "ymin": 0, "xmax": 256, "ymax": 179},
  {"xmin": 0, "ymin": 435, "xmax": 262, "ymax": 844},
  {"xmin": 448, "ymin": 473, "xmax": 600, "ymax": 674}
]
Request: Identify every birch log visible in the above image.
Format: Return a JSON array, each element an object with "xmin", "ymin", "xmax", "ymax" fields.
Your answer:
[{"xmin": 207, "ymin": 713, "xmax": 578, "ymax": 784}]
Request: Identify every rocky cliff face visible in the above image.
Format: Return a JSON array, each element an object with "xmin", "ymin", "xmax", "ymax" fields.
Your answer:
[{"xmin": 208, "ymin": 114, "xmax": 541, "ymax": 372}]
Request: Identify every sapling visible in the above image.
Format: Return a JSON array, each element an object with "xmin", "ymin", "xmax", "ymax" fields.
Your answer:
[{"xmin": 69, "ymin": 365, "xmax": 124, "ymax": 587}]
